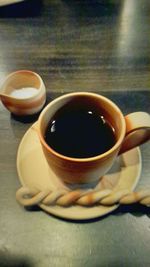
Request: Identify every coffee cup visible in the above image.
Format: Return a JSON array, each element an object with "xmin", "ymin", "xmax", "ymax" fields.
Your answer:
[{"xmin": 38, "ymin": 92, "xmax": 150, "ymax": 184}]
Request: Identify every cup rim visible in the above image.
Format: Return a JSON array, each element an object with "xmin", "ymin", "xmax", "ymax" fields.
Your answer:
[{"xmin": 38, "ymin": 92, "xmax": 126, "ymax": 162}]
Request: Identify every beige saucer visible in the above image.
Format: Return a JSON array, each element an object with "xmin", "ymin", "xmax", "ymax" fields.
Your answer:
[
  {"xmin": 0, "ymin": 0, "xmax": 24, "ymax": 6},
  {"xmin": 17, "ymin": 122, "xmax": 142, "ymax": 220}
]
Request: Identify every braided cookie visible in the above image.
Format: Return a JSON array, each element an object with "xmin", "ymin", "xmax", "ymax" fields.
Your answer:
[{"xmin": 16, "ymin": 187, "xmax": 150, "ymax": 207}]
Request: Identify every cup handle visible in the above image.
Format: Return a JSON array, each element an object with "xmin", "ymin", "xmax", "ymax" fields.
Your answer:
[{"xmin": 119, "ymin": 112, "xmax": 150, "ymax": 154}]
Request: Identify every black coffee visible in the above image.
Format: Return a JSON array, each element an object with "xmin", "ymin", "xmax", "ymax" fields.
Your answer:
[{"xmin": 44, "ymin": 107, "xmax": 116, "ymax": 158}]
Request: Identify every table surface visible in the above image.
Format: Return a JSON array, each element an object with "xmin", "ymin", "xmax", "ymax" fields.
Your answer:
[{"xmin": 0, "ymin": 1, "xmax": 150, "ymax": 267}]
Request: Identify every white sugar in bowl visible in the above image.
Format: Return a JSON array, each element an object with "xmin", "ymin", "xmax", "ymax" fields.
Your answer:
[{"xmin": 0, "ymin": 70, "xmax": 46, "ymax": 116}]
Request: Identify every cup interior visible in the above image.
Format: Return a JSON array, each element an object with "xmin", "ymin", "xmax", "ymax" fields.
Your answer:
[
  {"xmin": 1, "ymin": 70, "xmax": 41, "ymax": 96},
  {"xmin": 39, "ymin": 93, "xmax": 125, "ymax": 159}
]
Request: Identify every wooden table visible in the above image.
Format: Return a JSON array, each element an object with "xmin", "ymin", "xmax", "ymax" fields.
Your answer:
[{"xmin": 0, "ymin": 1, "xmax": 150, "ymax": 266}]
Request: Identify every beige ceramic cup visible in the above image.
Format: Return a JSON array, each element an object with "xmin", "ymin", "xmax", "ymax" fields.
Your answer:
[
  {"xmin": 0, "ymin": 70, "xmax": 46, "ymax": 116},
  {"xmin": 38, "ymin": 92, "xmax": 150, "ymax": 184}
]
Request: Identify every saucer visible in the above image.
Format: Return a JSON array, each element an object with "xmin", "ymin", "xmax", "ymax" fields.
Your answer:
[
  {"xmin": 0, "ymin": 0, "xmax": 24, "ymax": 6},
  {"xmin": 16, "ymin": 122, "xmax": 142, "ymax": 220}
]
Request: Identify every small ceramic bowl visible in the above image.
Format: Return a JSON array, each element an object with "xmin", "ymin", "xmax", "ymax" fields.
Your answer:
[{"xmin": 0, "ymin": 70, "xmax": 46, "ymax": 116}]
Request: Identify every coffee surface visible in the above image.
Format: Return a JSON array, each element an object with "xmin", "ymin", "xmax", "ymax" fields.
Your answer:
[{"xmin": 45, "ymin": 107, "xmax": 116, "ymax": 158}]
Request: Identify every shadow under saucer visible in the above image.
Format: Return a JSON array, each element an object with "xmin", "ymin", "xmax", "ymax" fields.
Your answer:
[{"xmin": 0, "ymin": 0, "xmax": 43, "ymax": 18}]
